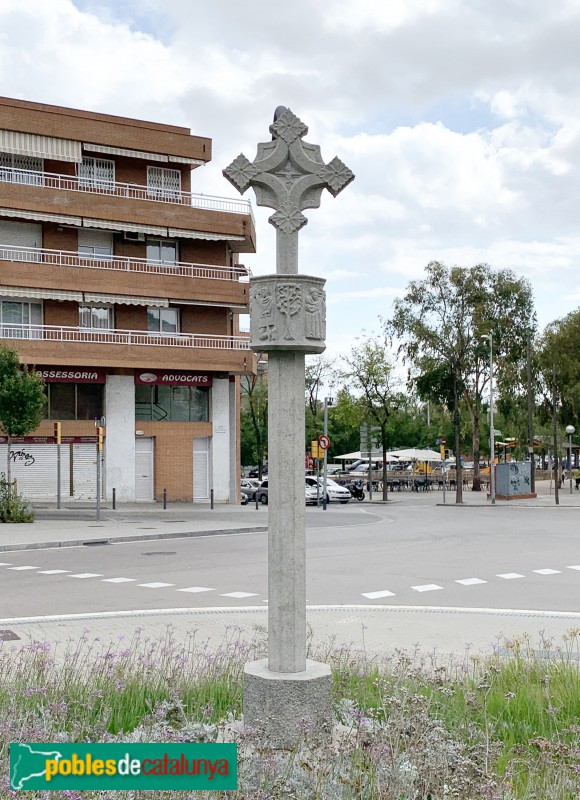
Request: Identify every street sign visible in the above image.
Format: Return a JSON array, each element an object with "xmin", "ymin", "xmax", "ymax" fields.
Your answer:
[
  {"xmin": 318, "ymin": 434, "xmax": 330, "ymax": 451},
  {"xmin": 441, "ymin": 438, "xmax": 446, "ymax": 445}
]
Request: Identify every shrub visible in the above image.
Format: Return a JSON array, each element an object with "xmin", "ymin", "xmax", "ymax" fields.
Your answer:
[{"xmin": 0, "ymin": 473, "xmax": 34, "ymax": 522}]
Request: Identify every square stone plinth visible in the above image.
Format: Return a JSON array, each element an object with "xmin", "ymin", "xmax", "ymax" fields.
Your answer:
[{"xmin": 243, "ymin": 658, "xmax": 332, "ymax": 748}]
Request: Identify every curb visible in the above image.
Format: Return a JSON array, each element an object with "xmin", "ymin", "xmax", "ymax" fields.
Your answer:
[{"xmin": 0, "ymin": 526, "xmax": 268, "ymax": 553}]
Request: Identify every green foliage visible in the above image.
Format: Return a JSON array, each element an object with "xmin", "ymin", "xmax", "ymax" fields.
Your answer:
[
  {"xmin": 539, "ymin": 308, "xmax": 580, "ymax": 428},
  {"xmin": 0, "ymin": 346, "xmax": 46, "ymax": 438},
  {"xmin": 0, "ymin": 474, "xmax": 34, "ymax": 523},
  {"xmin": 240, "ymin": 372, "xmax": 268, "ymax": 472}
]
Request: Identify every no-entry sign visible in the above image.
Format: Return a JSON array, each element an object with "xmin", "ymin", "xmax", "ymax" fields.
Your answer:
[{"xmin": 318, "ymin": 434, "xmax": 330, "ymax": 451}]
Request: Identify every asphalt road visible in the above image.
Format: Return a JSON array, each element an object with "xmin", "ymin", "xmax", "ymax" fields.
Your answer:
[{"xmin": 1, "ymin": 503, "xmax": 578, "ymax": 620}]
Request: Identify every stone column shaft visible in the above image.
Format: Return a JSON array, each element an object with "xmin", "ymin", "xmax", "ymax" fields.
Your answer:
[
  {"xmin": 276, "ymin": 230, "xmax": 299, "ymax": 274},
  {"xmin": 268, "ymin": 350, "xmax": 306, "ymax": 673}
]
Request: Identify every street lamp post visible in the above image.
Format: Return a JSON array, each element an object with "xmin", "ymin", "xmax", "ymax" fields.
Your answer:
[
  {"xmin": 566, "ymin": 425, "xmax": 575, "ymax": 494},
  {"xmin": 481, "ymin": 333, "xmax": 496, "ymax": 505}
]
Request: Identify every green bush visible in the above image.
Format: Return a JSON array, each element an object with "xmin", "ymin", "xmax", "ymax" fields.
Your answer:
[{"xmin": 0, "ymin": 473, "xmax": 34, "ymax": 522}]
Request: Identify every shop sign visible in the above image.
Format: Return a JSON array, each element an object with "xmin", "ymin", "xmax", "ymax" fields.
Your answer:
[
  {"xmin": 134, "ymin": 370, "xmax": 213, "ymax": 387},
  {"xmin": 33, "ymin": 367, "xmax": 107, "ymax": 384}
]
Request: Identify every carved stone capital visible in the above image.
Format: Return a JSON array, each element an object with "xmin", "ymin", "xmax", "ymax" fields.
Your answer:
[{"xmin": 250, "ymin": 275, "xmax": 326, "ymax": 353}]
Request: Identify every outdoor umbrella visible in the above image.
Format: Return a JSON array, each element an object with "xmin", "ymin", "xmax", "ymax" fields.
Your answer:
[{"xmin": 389, "ymin": 448, "xmax": 442, "ymax": 462}]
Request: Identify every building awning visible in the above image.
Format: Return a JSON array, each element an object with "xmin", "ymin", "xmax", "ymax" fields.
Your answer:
[
  {"xmin": 83, "ymin": 218, "xmax": 166, "ymax": 235},
  {"xmin": 0, "ymin": 287, "xmax": 83, "ymax": 301},
  {"xmin": 0, "ymin": 207, "xmax": 81, "ymax": 226},
  {"xmin": 83, "ymin": 293, "xmax": 168, "ymax": 307},
  {"xmin": 168, "ymin": 228, "xmax": 245, "ymax": 241},
  {"xmin": 83, "ymin": 143, "xmax": 205, "ymax": 168},
  {"xmin": 0, "ymin": 130, "xmax": 82, "ymax": 162}
]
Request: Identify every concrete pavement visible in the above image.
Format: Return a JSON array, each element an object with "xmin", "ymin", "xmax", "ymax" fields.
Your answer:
[{"xmin": 1, "ymin": 481, "xmax": 579, "ymax": 659}]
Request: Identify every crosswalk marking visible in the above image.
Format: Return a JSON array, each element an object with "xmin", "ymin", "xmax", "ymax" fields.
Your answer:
[
  {"xmin": 362, "ymin": 590, "xmax": 396, "ymax": 599},
  {"xmin": 497, "ymin": 573, "xmax": 524, "ymax": 580},
  {"xmin": 38, "ymin": 570, "xmax": 70, "ymax": 575},
  {"xmin": 567, "ymin": 565, "xmax": 580, "ymax": 571},
  {"xmin": 221, "ymin": 591, "xmax": 259, "ymax": 598},
  {"xmin": 455, "ymin": 578, "xmax": 487, "ymax": 585},
  {"xmin": 412, "ymin": 584, "xmax": 443, "ymax": 592},
  {"xmin": 7, "ymin": 566, "xmax": 37, "ymax": 571},
  {"xmin": 138, "ymin": 582, "xmax": 175, "ymax": 589},
  {"xmin": 101, "ymin": 577, "xmax": 137, "ymax": 583},
  {"xmin": 69, "ymin": 573, "xmax": 103, "ymax": 579},
  {"xmin": 533, "ymin": 569, "xmax": 561, "ymax": 575},
  {"xmin": 178, "ymin": 587, "xmax": 214, "ymax": 593}
]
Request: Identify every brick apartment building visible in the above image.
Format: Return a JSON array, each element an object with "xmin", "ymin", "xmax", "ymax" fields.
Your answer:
[{"xmin": 0, "ymin": 96, "xmax": 257, "ymax": 502}]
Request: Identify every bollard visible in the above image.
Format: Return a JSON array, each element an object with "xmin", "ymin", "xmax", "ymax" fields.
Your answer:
[
  {"xmin": 112, "ymin": 487, "xmax": 116, "ymax": 510},
  {"xmin": 163, "ymin": 488, "xmax": 167, "ymax": 510},
  {"xmin": 210, "ymin": 488, "xmax": 214, "ymax": 509},
  {"xmin": 255, "ymin": 491, "xmax": 259, "ymax": 510}
]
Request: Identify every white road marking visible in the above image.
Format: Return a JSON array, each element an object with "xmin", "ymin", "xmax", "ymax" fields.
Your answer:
[
  {"xmin": 362, "ymin": 590, "xmax": 396, "ymax": 599},
  {"xmin": 533, "ymin": 569, "xmax": 561, "ymax": 575},
  {"xmin": 455, "ymin": 578, "xmax": 487, "ymax": 586},
  {"xmin": 38, "ymin": 570, "xmax": 70, "ymax": 575},
  {"xmin": 101, "ymin": 577, "xmax": 137, "ymax": 583},
  {"xmin": 178, "ymin": 587, "xmax": 214, "ymax": 593},
  {"xmin": 7, "ymin": 566, "xmax": 37, "ymax": 571},
  {"xmin": 497, "ymin": 573, "xmax": 525, "ymax": 579},
  {"xmin": 0, "ymin": 562, "xmax": 12, "ymax": 566},
  {"xmin": 69, "ymin": 573, "xmax": 103, "ymax": 579},
  {"xmin": 138, "ymin": 582, "xmax": 175, "ymax": 589},
  {"xmin": 221, "ymin": 591, "xmax": 259, "ymax": 598},
  {"xmin": 412, "ymin": 584, "xmax": 443, "ymax": 592},
  {"xmin": 567, "ymin": 565, "xmax": 580, "ymax": 571}
]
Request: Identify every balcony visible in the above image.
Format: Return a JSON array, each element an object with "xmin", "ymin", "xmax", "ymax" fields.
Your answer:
[
  {"xmin": 0, "ymin": 245, "xmax": 250, "ymax": 306},
  {"xmin": 0, "ymin": 168, "xmax": 256, "ymax": 252},
  {"xmin": 1, "ymin": 323, "xmax": 256, "ymax": 374}
]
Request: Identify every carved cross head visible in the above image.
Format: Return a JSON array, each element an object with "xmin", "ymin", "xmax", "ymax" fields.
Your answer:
[{"xmin": 223, "ymin": 108, "xmax": 354, "ymax": 236}]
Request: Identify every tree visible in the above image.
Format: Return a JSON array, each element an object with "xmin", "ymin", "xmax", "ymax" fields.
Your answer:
[
  {"xmin": 340, "ymin": 334, "xmax": 399, "ymax": 500},
  {"xmin": 0, "ymin": 347, "xmax": 46, "ymax": 488},
  {"xmin": 240, "ymin": 369, "xmax": 268, "ymax": 478},
  {"xmin": 538, "ymin": 309, "xmax": 580, "ymax": 428},
  {"xmin": 390, "ymin": 261, "xmax": 535, "ymax": 501},
  {"xmin": 305, "ymin": 355, "xmax": 335, "ymax": 446}
]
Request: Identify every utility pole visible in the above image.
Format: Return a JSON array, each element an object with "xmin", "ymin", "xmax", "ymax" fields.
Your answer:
[{"xmin": 527, "ymin": 336, "xmax": 535, "ymax": 493}]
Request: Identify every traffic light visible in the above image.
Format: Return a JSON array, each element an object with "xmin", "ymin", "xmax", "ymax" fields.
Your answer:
[
  {"xmin": 53, "ymin": 422, "xmax": 61, "ymax": 445},
  {"xmin": 311, "ymin": 440, "xmax": 320, "ymax": 459},
  {"xmin": 444, "ymin": 448, "xmax": 450, "ymax": 460},
  {"xmin": 97, "ymin": 426, "xmax": 105, "ymax": 452}
]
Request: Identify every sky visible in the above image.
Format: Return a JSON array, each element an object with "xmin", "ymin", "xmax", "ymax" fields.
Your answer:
[{"xmin": 1, "ymin": 0, "xmax": 579, "ymax": 362}]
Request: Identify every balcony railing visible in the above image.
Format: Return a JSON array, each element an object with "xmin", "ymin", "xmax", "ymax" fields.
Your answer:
[
  {"xmin": 0, "ymin": 323, "xmax": 251, "ymax": 350},
  {"xmin": 0, "ymin": 166, "xmax": 254, "ymax": 218},
  {"xmin": 0, "ymin": 244, "xmax": 250, "ymax": 282}
]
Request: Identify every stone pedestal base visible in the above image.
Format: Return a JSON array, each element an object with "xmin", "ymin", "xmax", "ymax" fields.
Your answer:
[{"xmin": 243, "ymin": 658, "xmax": 332, "ymax": 748}]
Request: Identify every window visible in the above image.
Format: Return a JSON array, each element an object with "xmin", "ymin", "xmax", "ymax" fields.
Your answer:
[
  {"xmin": 43, "ymin": 383, "xmax": 104, "ymax": 420},
  {"xmin": 0, "ymin": 300, "xmax": 42, "ymax": 338},
  {"xmin": 146, "ymin": 238, "xmax": 178, "ymax": 264},
  {"xmin": 78, "ymin": 229, "xmax": 113, "ymax": 259},
  {"xmin": 135, "ymin": 385, "xmax": 209, "ymax": 422},
  {"xmin": 79, "ymin": 306, "xmax": 113, "ymax": 330},
  {"xmin": 147, "ymin": 166, "xmax": 181, "ymax": 199},
  {"xmin": 147, "ymin": 307, "xmax": 179, "ymax": 334},
  {"xmin": 77, "ymin": 157, "xmax": 115, "ymax": 190},
  {"xmin": 0, "ymin": 153, "xmax": 43, "ymax": 185}
]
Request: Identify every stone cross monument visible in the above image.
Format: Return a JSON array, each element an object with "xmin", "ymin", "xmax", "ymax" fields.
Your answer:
[{"xmin": 224, "ymin": 108, "xmax": 354, "ymax": 745}]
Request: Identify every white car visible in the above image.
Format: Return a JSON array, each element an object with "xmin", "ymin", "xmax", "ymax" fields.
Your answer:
[
  {"xmin": 241, "ymin": 478, "xmax": 261, "ymax": 500},
  {"xmin": 304, "ymin": 476, "xmax": 351, "ymax": 504}
]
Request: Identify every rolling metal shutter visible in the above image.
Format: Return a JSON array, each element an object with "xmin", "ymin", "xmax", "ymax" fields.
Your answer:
[
  {"xmin": 71, "ymin": 444, "xmax": 100, "ymax": 500},
  {"xmin": 0, "ymin": 444, "xmax": 70, "ymax": 498},
  {"xmin": 0, "ymin": 220, "xmax": 42, "ymax": 249},
  {"xmin": 193, "ymin": 437, "xmax": 210, "ymax": 500}
]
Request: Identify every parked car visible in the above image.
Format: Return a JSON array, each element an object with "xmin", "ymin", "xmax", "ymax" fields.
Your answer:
[
  {"xmin": 240, "ymin": 488, "xmax": 252, "ymax": 505},
  {"xmin": 241, "ymin": 478, "xmax": 261, "ymax": 500},
  {"xmin": 304, "ymin": 476, "xmax": 351, "ymax": 504},
  {"xmin": 248, "ymin": 466, "xmax": 268, "ymax": 479},
  {"xmin": 256, "ymin": 480, "xmax": 321, "ymax": 506}
]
